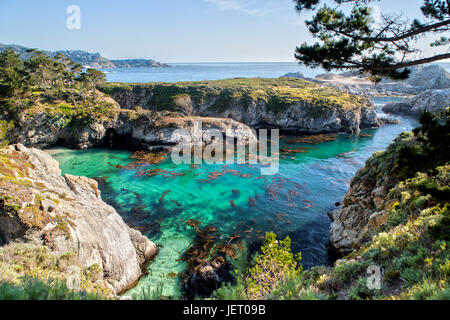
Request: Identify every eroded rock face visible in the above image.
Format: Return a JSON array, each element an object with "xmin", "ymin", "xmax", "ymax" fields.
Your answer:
[
  {"xmin": 329, "ymin": 133, "xmax": 414, "ymax": 254},
  {"xmin": 131, "ymin": 116, "xmax": 258, "ymax": 146},
  {"xmin": 0, "ymin": 144, "xmax": 158, "ymax": 293},
  {"xmin": 7, "ymin": 110, "xmax": 258, "ymax": 151},
  {"xmin": 196, "ymin": 98, "xmax": 379, "ymax": 134},
  {"xmin": 107, "ymin": 87, "xmax": 380, "ymax": 135},
  {"xmin": 382, "ymin": 89, "xmax": 450, "ymax": 116},
  {"xmin": 5, "ymin": 78, "xmax": 388, "ymax": 150}
]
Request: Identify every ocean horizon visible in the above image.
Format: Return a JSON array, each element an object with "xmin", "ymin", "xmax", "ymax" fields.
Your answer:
[{"xmin": 100, "ymin": 61, "xmax": 450, "ymax": 83}]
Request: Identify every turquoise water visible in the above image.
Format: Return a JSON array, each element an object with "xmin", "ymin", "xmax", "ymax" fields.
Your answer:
[
  {"xmin": 49, "ymin": 97, "xmax": 418, "ymax": 297},
  {"xmin": 101, "ymin": 62, "xmax": 322, "ymax": 83}
]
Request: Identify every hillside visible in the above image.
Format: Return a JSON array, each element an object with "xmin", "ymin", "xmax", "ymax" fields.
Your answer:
[{"xmin": 0, "ymin": 43, "xmax": 169, "ymax": 69}]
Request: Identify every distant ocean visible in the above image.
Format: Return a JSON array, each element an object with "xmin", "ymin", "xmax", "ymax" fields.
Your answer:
[{"xmin": 100, "ymin": 62, "xmax": 450, "ymax": 83}]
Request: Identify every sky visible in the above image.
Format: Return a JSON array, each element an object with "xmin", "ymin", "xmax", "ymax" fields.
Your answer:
[{"xmin": 0, "ymin": 0, "xmax": 443, "ymax": 62}]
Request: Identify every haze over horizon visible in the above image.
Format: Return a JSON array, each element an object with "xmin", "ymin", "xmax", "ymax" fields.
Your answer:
[{"xmin": 0, "ymin": 0, "xmax": 444, "ymax": 63}]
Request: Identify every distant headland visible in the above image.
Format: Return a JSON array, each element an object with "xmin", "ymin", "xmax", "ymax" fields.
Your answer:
[{"xmin": 0, "ymin": 43, "xmax": 170, "ymax": 69}]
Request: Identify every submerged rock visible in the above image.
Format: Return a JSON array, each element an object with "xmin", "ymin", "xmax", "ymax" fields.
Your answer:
[
  {"xmin": 179, "ymin": 223, "xmax": 237, "ymax": 298},
  {"xmin": 0, "ymin": 144, "xmax": 158, "ymax": 294}
]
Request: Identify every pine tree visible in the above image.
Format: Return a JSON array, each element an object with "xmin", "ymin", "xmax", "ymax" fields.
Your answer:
[{"xmin": 293, "ymin": 0, "xmax": 450, "ymax": 81}]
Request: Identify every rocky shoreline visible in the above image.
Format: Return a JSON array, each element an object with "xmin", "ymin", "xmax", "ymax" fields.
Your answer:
[
  {"xmin": 382, "ymin": 89, "xmax": 450, "ymax": 116},
  {"xmin": 328, "ymin": 135, "xmax": 408, "ymax": 254}
]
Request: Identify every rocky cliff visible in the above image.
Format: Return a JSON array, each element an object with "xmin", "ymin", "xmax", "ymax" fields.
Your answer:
[
  {"xmin": 5, "ymin": 78, "xmax": 383, "ymax": 151},
  {"xmin": 382, "ymin": 89, "xmax": 450, "ymax": 116},
  {"xmin": 0, "ymin": 144, "xmax": 158, "ymax": 294},
  {"xmin": 7, "ymin": 105, "xmax": 257, "ymax": 151},
  {"xmin": 329, "ymin": 133, "xmax": 414, "ymax": 254},
  {"xmin": 101, "ymin": 78, "xmax": 382, "ymax": 135}
]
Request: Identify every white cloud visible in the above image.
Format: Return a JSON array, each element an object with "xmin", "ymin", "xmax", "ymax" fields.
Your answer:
[{"xmin": 204, "ymin": 0, "xmax": 275, "ymax": 16}]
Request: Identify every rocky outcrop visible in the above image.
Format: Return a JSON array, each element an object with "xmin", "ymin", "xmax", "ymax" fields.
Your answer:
[
  {"xmin": 7, "ymin": 107, "xmax": 257, "ymax": 150},
  {"xmin": 103, "ymin": 78, "xmax": 382, "ymax": 135},
  {"xmin": 7, "ymin": 108, "xmax": 134, "ymax": 150},
  {"xmin": 404, "ymin": 64, "xmax": 450, "ymax": 90},
  {"xmin": 329, "ymin": 133, "xmax": 414, "ymax": 254},
  {"xmin": 382, "ymin": 89, "xmax": 450, "ymax": 116},
  {"xmin": 6, "ymin": 78, "xmax": 382, "ymax": 150},
  {"xmin": 285, "ymin": 64, "xmax": 450, "ymax": 96},
  {"xmin": 195, "ymin": 95, "xmax": 379, "ymax": 134},
  {"xmin": 0, "ymin": 144, "xmax": 158, "ymax": 294},
  {"xmin": 131, "ymin": 116, "xmax": 257, "ymax": 146}
]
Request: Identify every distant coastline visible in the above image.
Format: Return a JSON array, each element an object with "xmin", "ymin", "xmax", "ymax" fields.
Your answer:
[{"xmin": 0, "ymin": 42, "xmax": 170, "ymax": 69}]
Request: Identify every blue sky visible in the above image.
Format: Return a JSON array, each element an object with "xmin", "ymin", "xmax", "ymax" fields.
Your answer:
[{"xmin": 0, "ymin": 0, "xmax": 439, "ymax": 62}]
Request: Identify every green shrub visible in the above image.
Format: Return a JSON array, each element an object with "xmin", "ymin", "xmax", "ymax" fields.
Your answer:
[
  {"xmin": 246, "ymin": 232, "xmax": 303, "ymax": 299},
  {"xmin": 214, "ymin": 233, "xmax": 303, "ymax": 300}
]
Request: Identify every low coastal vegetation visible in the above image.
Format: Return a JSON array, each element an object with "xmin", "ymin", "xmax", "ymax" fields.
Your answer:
[
  {"xmin": 0, "ymin": 244, "xmax": 107, "ymax": 299},
  {"xmin": 0, "ymin": 277, "xmax": 101, "ymax": 300}
]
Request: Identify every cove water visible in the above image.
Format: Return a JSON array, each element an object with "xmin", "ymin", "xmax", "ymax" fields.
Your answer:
[{"xmin": 49, "ymin": 97, "xmax": 418, "ymax": 298}]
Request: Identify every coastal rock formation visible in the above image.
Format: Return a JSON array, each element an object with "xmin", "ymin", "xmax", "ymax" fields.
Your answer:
[
  {"xmin": 103, "ymin": 78, "xmax": 382, "ymax": 135},
  {"xmin": 0, "ymin": 144, "xmax": 158, "ymax": 294},
  {"xmin": 7, "ymin": 109, "xmax": 257, "ymax": 150},
  {"xmin": 131, "ymin": 116, "xmax": 257, "ymax": 146},
  {"xmin": 285, "ymin": 64, "xmax": 450, "ymax": 96},
  {"xmin": 382, "ymin": 89, "xmax": 450, "ymax": 116},
  {"xmin": 5, "ymin": 78, "xmax": 383, "ymax": 150},
  {"xmin": 329, "ymin": 133, "xmax": 414, "ymax": 254}
]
